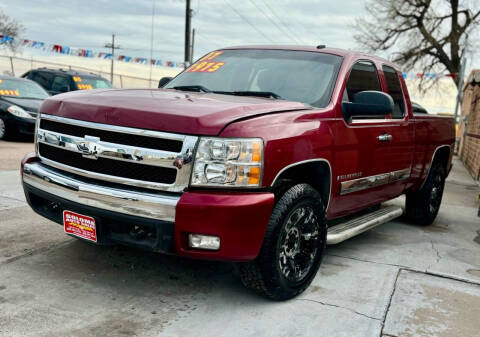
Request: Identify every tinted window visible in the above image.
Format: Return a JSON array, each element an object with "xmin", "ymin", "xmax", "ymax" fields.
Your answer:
[
  {"xmin": 344, "ymin": 61, "xmax": 383, "ymax": 120},
  {"xmin": 345, "ymin": 61, "xmax": 381, "ymax": 100},
  {"xmin": 31, "ymin": 71, "xmax": 54, "ymax": 90},
  {"xmin": 166, "ymin": 49, "xmax": 343, "ymax": 108},
  {"xmin": 382, "ymin": 65, "xmax": 405, "ymax": 118},
  {"xmin": 51, "ymin": 76, "xmax": 71, "ymax": 92}
]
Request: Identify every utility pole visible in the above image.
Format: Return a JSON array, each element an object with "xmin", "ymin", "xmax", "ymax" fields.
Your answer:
[
  {"xmin": 104, "ymin": 34, "xmax": 120, "ymax": 84},
  {"xmin": 190, "ymin": 28, "xmax": 195, "ymax": 64},
  {"xmin": 149, "ymin": 0, "xmax": 156, "ymax": 88},
  {"xmin": 184, "ymin": 0, "xmax": 192, "ymax": 69}
]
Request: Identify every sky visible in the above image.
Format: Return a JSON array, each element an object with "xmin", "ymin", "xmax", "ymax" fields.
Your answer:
[
  {"xmin": 1, "ymin": 0, "xmax": 365, "ymax": 62},
  {"xmin": 1, "ymin": 0, "xmax": 478, "ymax": 72}
]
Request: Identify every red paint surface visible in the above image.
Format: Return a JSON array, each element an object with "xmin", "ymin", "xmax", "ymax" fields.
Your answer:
[
  {"xmin": 175, "ymin": 191, "xmax": 275, "ymax": 261},
  {"xmin": 30, "ymin": 47, "xmax": 456, "ymax": 260}
]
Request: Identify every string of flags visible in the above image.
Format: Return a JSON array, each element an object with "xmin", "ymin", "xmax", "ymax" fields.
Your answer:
[
  {"xmin": 402, "ymin": 72, "xmax": 456, "ymax": 79},
  {"xmin": 0, "ymin": 35, "xmax": 184, "ymax": 68}
]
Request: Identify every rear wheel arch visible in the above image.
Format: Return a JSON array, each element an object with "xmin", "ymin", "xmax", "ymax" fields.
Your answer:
[
  {"xmin": 432, "ymin": 145, "xmax": 451, "ymax": 172},
  {"xmin": 270, "ymin": 159, "xmax": 331, "ymax": 210}
]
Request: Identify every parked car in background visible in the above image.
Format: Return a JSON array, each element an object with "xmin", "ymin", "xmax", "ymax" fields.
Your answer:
[
  {"xmin": 21, "ymin": 68, "xmax": 112, "ymax": 95},
  {"xmin": 21, "ymin": 46, "xmax": 455, "ymax": 300},
  {"xmin": 0, "ymin": 75, "xmax": 50, "ymax": 139}
]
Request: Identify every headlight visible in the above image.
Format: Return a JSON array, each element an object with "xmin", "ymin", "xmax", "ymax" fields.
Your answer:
[
  {"xmin": 7, "ymin": 105, "xmax": 34, "ymax": 119},
  {"xmin": 191, "ymin": 137, "xmax": 263, "ymax": 187}
]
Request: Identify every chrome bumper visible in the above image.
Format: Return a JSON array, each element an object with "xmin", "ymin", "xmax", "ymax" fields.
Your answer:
[{"xmin": 22, "ymin": 162, "xmax": 179, "ymax": 222}]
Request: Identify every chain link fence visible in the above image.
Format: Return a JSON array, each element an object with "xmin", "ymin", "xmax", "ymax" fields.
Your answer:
[{"xmin": 0, "ymin": 54, "xmax": 181, "ymax": 88}]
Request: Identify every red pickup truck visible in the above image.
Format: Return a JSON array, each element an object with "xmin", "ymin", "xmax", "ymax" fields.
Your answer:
[{"xmin": 21, "ymin": 46, "xmax": 454, "ymax": 300}]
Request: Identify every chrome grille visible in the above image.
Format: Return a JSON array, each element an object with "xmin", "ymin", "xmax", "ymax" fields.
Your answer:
[{"xmin": 36, "ymin": 114, "xmax": 198, "ymax": 192}]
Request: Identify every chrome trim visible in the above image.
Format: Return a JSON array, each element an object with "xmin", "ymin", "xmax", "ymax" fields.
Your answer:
[
  {"xmin": 327, "ymin": 205, "xmax": 403, "ymax": 244},
  {"xmin": 23, "ymin": 162, "xmax": 179, "ymax": 222},
  {"xmin": 40, "ymin": 114, "xmax": 186, "ymax": 141},
  {"xmin": 340, "ymin": 168, "xmax": 411, "ymax": 195},
  {"xmin": 270, "ymin": 159, "xmax": 332, "ymax": 213},
  {"xmin": 38, "ymin": 129, "xmax": 184, "ymax": 168},
  {"xmin": 37, "ymin": 114, "xmax": 198, "ymax": 193},
  {"xmin": 419, "ymin": 144, "xmax": 451, "ymax": 190}
]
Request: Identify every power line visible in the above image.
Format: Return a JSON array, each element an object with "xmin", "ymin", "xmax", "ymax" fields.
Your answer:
[
  {"xmin": 248, "ymin": 0, "xmax": 301, "ymax": 44},
  {"xmin": 262, "ymin": 1, "xmax": 308, "ymax": 45},
  {"xmin": 222, "ymin": 0, "xmax": 275, "ymax": 43}
]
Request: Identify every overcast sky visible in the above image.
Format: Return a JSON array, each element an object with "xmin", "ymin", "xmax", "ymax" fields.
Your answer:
[
  {"xmin": 1, "ymin": 0, "xmax": 478, "ymax": 72},
  {"xmin": 2, "ymin": 0, "xmax": 365, "ymax": 61}
]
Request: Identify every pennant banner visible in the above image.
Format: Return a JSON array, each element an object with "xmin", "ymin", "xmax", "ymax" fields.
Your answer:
[{"xmin": 0, "ymin": 35, "xmax": 184, "ymax": 68}]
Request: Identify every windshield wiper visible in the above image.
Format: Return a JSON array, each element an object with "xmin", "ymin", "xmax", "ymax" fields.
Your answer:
[
  {"xmin": 230, "ymin": 91, "xmax": 283, "ymax": 99},
  {"xmin": 173, "ymin": 85, "xmax": 212, "ymax": 93}
]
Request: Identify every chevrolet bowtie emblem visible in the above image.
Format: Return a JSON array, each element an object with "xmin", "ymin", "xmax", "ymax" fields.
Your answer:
[{"xmin": 76, "ymin": 135, "xmax": 100, "ymax": 159}]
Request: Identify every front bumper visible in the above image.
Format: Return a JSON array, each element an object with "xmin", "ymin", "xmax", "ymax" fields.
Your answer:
[
  {"xmin": 5, "ymin": 114, "xmax": 36, "ymax": 135},
  {"xmin": 21, "ymin": 157, "xmax": 275, "ymax": 261}
]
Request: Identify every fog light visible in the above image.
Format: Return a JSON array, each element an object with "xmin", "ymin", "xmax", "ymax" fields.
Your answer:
[{"xmin": 188, "ymin": 233, "xmax": 220, "ymax": 250}]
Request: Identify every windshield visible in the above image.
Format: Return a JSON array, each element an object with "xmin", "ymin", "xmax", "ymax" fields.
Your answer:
[
  {"xmin": 165, "ymin": 49, "xmax": 343, "ymax": 107},
  {"xmin": 73, "ymin": 75, "xmax": 113, "ymax": 90},
  {"xmin": 0, "ymin": 78, "xmax": 49, "ymax": 99}
]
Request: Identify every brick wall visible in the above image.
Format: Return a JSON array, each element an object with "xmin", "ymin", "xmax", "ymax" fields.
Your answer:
[{"xmin": 460, "ymin": 71, "xmax": 480, "ymax": 180}]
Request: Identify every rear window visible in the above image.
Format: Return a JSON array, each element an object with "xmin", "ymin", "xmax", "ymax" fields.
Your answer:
[
  {"xmin": 382, "ymin": 65, "xmax": 405, "ymax": 118},
  {"xmin": 0, "ymin": 78, "xmax": 49, "ymax": 99},
  {"xmin": 73, "ymin": 76, "xmax": 112, "ymax": 90}
]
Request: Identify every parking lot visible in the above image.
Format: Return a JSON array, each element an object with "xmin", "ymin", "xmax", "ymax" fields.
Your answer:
[{"xmin": 0, "ymin": 139, "xmax": 479, "ymax": 337}]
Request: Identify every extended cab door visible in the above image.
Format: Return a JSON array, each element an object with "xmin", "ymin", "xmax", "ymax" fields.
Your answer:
[{"xmin": 331, "ymin": 60, "xmax": 414, "ymax": 217}]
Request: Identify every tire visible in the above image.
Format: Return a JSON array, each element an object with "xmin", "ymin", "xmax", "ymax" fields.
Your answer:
[
  {"xmin": 237, "ymin": 184, "xmax": 327, "ymax": 300},
  {"xmin": 0, "ymin": 117, "xmax": 8, "ymax": 140},
  {"xmin": 405, "ymin": 161, "xmax": 446, "ymax": 226}
]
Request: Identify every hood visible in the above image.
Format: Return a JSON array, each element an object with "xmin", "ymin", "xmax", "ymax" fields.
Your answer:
[
  {"xmin": 1, "ymin": 96, "xmax": 44, "ymax": 113},
  {"xmin": 40, "ymin": 88, "xmax": 311, "ymax": 135}
]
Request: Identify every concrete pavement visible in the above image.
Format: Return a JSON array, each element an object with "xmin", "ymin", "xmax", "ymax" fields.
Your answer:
[{"xmin": 0, "ymin": 139, "xmax": 479, "ymax": 337}]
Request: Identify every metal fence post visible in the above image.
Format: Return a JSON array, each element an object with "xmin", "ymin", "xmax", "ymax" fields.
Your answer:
[
  {"xmin": 119, "ymin": 75, "xmax": 123, "ymax": 88},
  {"xmin": 9, "ymin": 57, "xmax": 15, "ymax": 76}
]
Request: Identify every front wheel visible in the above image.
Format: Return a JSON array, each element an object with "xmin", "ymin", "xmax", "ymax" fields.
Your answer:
[
  {"xmin": 405, "ymin": 161, "xmax": 446, "ymax": 226},
  {"xmin": 237, "ymin": 184, "xmax": 327, "ymax": 300},
  {"xmin": 0, "ymin": 117, "xmax": 8, "ymax": 140}
]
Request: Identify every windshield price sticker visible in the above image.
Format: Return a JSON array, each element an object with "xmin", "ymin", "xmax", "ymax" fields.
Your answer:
[
  {"xmin": 0, "ymin": 89, "xmax": 20, "ymax": 96},
  {"xmin": 77, "ymin": 84, "xmax": 93, "ymax": 90},
  {"xmin": 0, "ymin": 79, "xmax": 3, "ymax": 83},
  {"xmin": 199, "ymin": 51, "xmax": 223, "ymax": 61},
  {"xmin": 186, "ymin": 61, "xmax": 225, "ymax": 73},
  {"xmin": 73, "ymin": 76, "xmax": 83, "ymax": 82}
]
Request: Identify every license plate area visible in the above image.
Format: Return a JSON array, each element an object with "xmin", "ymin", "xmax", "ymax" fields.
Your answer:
[{"xmin": 63, "ymin": 210, "xmax": 97, "ymax": 242}]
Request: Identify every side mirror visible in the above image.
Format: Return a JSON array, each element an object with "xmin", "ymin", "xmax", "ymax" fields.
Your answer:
[
  {"xmin": 342, "ymin": 91, "xmax": 394, "ymax": 121},
  {"xmin": 158, "ymin": 77, "xmax": 172, "ymax": 88}
]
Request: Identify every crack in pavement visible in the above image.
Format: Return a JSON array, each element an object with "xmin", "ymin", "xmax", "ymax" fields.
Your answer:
[
  {"xmin": 295, "ymin": 298, "xmax": 382, "ymax": 321},
  {"xmin": 327, "ymin": 254, "xmax": 480, "ymax": 286},
  {"xmin": 379, "ymin": 268, "xmax": 401, "ymax": 337}
]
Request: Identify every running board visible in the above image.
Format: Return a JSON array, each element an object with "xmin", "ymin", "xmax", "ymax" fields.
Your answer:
[{"xmin": 327, "ymin": 205, "xmax": 403, "ymax": 245}]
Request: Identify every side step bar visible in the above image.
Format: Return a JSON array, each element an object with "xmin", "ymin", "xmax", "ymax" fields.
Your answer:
[{"xmin": 327, "ymin": 205, "xmax": 403, "ymax": 245}]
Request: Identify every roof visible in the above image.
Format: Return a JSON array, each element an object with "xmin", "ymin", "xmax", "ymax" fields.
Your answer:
[
  {"xmin": 220, "ymin": 45, "xmax": 397, "ymax": 67},
  {"xmin": 0, "ymin": 74, "xmax": 32, "ymax": 82},
  {"xmin": 28, "ymin": 67, "xmax": 106, "ymax": 78}
]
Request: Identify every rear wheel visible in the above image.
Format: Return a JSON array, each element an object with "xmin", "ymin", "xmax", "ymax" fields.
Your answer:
[
  {"xmin": 237, "ymin": 184, "xmax": 327, "ymax": 300},
  {"xmin": 405, "ymin": 161, "xmax": 446, "ymax": 226}
]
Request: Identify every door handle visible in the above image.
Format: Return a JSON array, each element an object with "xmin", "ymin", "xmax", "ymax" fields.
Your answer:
[{"xmin": 377, "ymin": 134, "xmax": 393, "ymax": 142}]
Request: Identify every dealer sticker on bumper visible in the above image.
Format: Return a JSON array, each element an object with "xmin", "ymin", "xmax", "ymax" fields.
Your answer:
[{"xmin": 63, "ymin": 210, "xmax": 97, "ymax": 242}]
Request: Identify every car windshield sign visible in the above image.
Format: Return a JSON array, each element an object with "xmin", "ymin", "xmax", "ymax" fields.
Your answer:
[
  {"xmin": 165, "ymin": 49, "xmax": 343, "ymax": 108},
  {"xmin": 73, "ymin": 76, "xmax": 113, "ymax": 90},
  {"xmin": 0, "ymin": 78, "xmax": 50, "ymax": 99}
]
